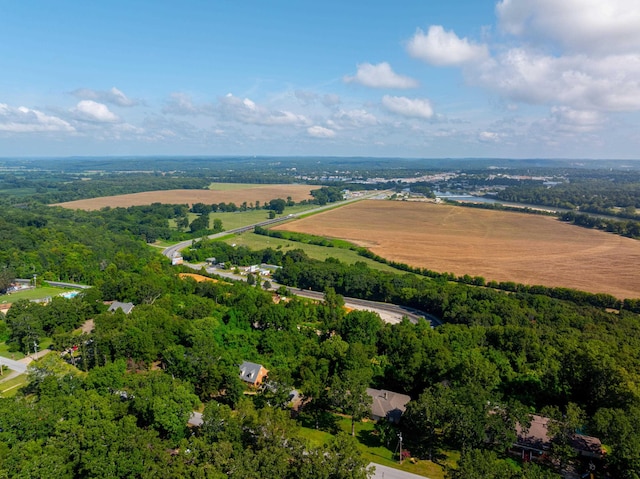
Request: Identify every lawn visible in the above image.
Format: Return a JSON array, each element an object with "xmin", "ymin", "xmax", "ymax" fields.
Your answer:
[
  {"xmin": 222, "ymin": 232, "xmax": 402, "ymax": 273},
  {"xmin": 297, "ymin": 415, "xmax": 453, "ymax": 479},
  {"xmin": 0, "ymin": 286, "xmax": 73, "ymax": 303},
  {"xmin": 207, "ymin": 204, "xmax": 318, "ymax": 230},
  {"xmin": 0, "ymin": 342, "xmax": 25, "ymax": 360},
  {"xmin": 0, "ymin": 374, "xmax": 28, "ymax": 398}
]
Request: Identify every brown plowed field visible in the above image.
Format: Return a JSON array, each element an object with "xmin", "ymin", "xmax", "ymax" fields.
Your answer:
[
  {"xmin": 273, "ymin": 200, "xmax": 640, "ymax": 299},
  {"xmin": 53, "ymin": 185, "xmax": 314, "ymax": 210}
]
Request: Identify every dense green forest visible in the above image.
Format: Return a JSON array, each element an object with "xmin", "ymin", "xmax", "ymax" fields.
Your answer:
[{"xmin": 2, "ymin": 159, "xmax": 640, "ymax": 478}]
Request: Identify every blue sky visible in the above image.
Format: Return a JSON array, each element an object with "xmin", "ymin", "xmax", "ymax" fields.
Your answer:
[{"xmin": 1, "ymin": 0, "xmax": 639, "ymax": 159}]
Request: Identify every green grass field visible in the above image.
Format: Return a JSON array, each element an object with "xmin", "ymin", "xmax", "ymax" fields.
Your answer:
[
  {"xmin": 221, "ymin": 232, "xmax": 401, "ymax": 272},
  {"xmin": 0, "ymin": 342, "xmax": 25, "ymax": 360},
  {"xmin": 0, "ymin": 374, "xmax": 28, "ymax": 398},
  {"xmin": 297, "ymin": 415, "xmax": 451, "ymax": 479},
  {"xmin": 0, "ymin": 337, "xmax": 52, "ymax": 361},
  {"xmin": 0, "ymin": 286, "xmax": 74, "ymax": 303}
]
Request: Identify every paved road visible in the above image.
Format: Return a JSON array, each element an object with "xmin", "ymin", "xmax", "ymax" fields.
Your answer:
[
  {"xmin": 0, "ymin": 356, "xmax": 29, "ymax": 375},
  {"xmin": 163, "ymin": 191, "xmax": 443, "ymax": 327},
  {"xmin": 161, "ymin": 192, "xmax": 388, "ymax": 260},
  {"xmin": 198, "ymin": 265, "xmax": 439, "ymax": 326},
  {"xmin": 370, "ymin": 463, "xmax": 430, "ymax": 479}
]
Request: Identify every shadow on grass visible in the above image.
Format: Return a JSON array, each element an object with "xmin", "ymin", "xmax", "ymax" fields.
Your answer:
[
  {"xmin": 297, "ymin": 410, "xmax": 340, "ymax": 435},
  {"xmin": 358, "ymin": 428, "xmax": 384, "ymax": 448}
]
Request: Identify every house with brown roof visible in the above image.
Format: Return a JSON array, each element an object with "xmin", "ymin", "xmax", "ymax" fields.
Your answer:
[
  {"xmin": 515, "ymin": 414, "xmax": 604, "ymax": 462},
  {"xmin": 366, "ymin": 388, "xmax": 411, "ymax": 424},
  {"xmin": 238, "ymin": 361, "xmax": 269, "ymax": 386}
]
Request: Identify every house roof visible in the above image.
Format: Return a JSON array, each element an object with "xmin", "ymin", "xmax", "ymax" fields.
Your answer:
[
  {"xmin": 238, "ymin": 361, "xmax": 268, "ymax": 385},
  {"xmin": 366, "ymin": 388, "xmax": 411, "ymax": 423},
  {"xmin": 515, "ymin": 414, "xmax": 603, "ymax": 457},
  {"xmin": 107, "ymin": 301, "xmax": 135, "ymax": 314}
]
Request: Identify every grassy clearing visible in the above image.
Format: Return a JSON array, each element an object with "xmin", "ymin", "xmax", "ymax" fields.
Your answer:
[
  {"xmin": 0, "ymin": 286, "xmax": 72, "ymax": 303},
  {"xmin": 207, "ymin": 205, "xmax": 316, "ymax": 230},
  {"xmin": 297, "ymin": 416, "xmax": 450, "ymax": 479},
  {"xmin": 0, "ymin": 343, "xmax": 25, "ymax": 360},
  {"xmin": 0, "ymin": 374, "xmax": 28, "ymax": 398},
  {"xmin": 221, "ymin": 232, "xmax": 401, "ymax": 272},
  {"xmin": 0, "ymin": 338, "xmax": 52, "ymax": 360}
]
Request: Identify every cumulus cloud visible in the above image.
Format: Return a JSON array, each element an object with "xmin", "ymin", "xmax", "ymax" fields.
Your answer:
[
  {"xmin": 407, "ymin": 25, "xmax": 489, "ymax": 66},
  {"xmin": 72, "ymin": 100, "xmax": 119, "ymax": 122},
  {"xmin": 496, "ymin": 0, "xmax": 640, "ymax": 55},
  {"xmin": 0, "ymin": 104, "xmax": 75, "ymax": 133},
  {"xmin": 475, "ymin": 49, "xmax": 640, "ymax": 111},
  {"xmin": 344, "ymin": 62, "xmax": 418, "ymax": 88},
  {"xmin": 332, "ymin": 109, "xmax": 378, "ymax": 129},
  {"xmin": 307, "ymin": 125, "xmax": 336, "ymax": 138},
  {"xmin": 550, "ymin": 106, "xmax": 603, "ymax": 132},
  {"xmin": 382, "ymin": 96, "xmax": 434, "ymax": 118},
  {"xmin": 72, "ymin": 87, "xmax": 139, "ymax": 106},
  {"xmin": 412, "ymin": 0, "xmax": 640, "ymax": 118},
  {"xmin": 219, "ymin": 93, "xmax": 309, "ymax": 126}
]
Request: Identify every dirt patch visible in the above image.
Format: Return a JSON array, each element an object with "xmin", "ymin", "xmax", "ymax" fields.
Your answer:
[
  {"xmin": 53, "ymin": 185, "xmax": 314, "ymax": 210},
  {"xmin": 273, "ymin": 200, "xmax": 640, "ymax": 299},
  {"xmin": 179, "ymin": 273, "xmax": 219, "ymax": 283}
]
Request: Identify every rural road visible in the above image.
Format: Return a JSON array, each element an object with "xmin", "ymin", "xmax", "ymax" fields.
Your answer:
[
  {"xmin": 161, "ymin": 192, "xmax": 388, "ymax": 261},
  {"xmin": 162, "ymin": 191, "xmax": 442, "ymax": 326},
  {"xmin": 190, "ymin": 265, "xmax": 440, "ymax": 326},
  {"xmin": 370, "ymin": 463, "xmax": 430, "ymax": 479},
  {"xmin": 0, "ymin": 356, "xmax": 29, "ymax": 374}
]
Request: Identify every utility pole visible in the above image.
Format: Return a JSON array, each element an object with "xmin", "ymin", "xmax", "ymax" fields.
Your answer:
[
  {"xmin": 396, "ymin": 432, "xmax": 403, "ymax": 464},
  {"xmin": 33, "ymin": 341, "xmax": 39, "ymax": 360}
]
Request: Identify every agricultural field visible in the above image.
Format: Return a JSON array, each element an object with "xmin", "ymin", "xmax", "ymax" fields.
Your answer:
[
  {"xmin": 273, "ymin": 200, "xmax": 640, "ymax": 299},
  {"xmin": 222, "ymin": 231, "xmax": 402, "ymax": 273},
  {"xmin": 53, "ymin": 183, "xmax": 314, "ymax": 210}
]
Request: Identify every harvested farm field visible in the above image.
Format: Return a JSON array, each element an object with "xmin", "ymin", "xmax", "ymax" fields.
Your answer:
[
  {"xmin": 273, "ymin": 200, "xmax": 640, "ymax": 299},
  {"xmin": 53, "ymin": 184, "xmax": 314, "ymax": 210}
]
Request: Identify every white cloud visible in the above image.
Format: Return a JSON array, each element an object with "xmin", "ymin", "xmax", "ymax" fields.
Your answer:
[
  {"xmin": 0, "ymin": 104, "xmax": 75, "ymax": 133},
  {"xmin": 219, "ymin": 93, "xmax": 309, "ymax": 126},
  {"xmin": 550, "ymin": 106, "xmax": 603, "ymax": 132},
  {"xmin": 72, "ymin": 100, "xmax": 119, "ymax": 122},
  {"xmin": 475, "ymin": 49, "xmax": 640, "ymax": 111},
  {"xmin": 332, "ymin": 109, "xmax": 378, "ymax": 129},
  {"xmin": 72, "ymin": 87, "xmax": 139, "ymax": 106},
  {"xmin": 307, "ymin": 125, "xmax": 336, "ymax": 138},
  {"xmin": 344, "ymin": 62, "xmax": 418, "ymax": 88},
  {"xmin": 382, "ymin": 95, "xmax": 434, "ymax": 118},
  {"xmin": 496, "ymin": 0, "xmax": 640, "ymax": 55},
  {"xmin": 478, "ymin": 131, "xmax": 501, "ymax": 142},
  {"xmin": 407, "ymin": 25, "xmax": 489, "ymax": 66}
]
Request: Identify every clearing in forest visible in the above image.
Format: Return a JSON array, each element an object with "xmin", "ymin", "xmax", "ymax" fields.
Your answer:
[
  {"xmin": 272, "ymin": 200, "xmax": 640, "ymax": 300},
  {"xmin": 53, "ymin": 184, "xmax": 314, "ymax": 210}
]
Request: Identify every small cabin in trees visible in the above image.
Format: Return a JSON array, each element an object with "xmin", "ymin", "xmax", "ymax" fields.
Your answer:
[
  {"xmin": 238, "ymin": 361, "xmax": 269, "ymax": 386},
  {"xmin": 107, "ymin": 301, "xmax": 135, "ymax": 314}
]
